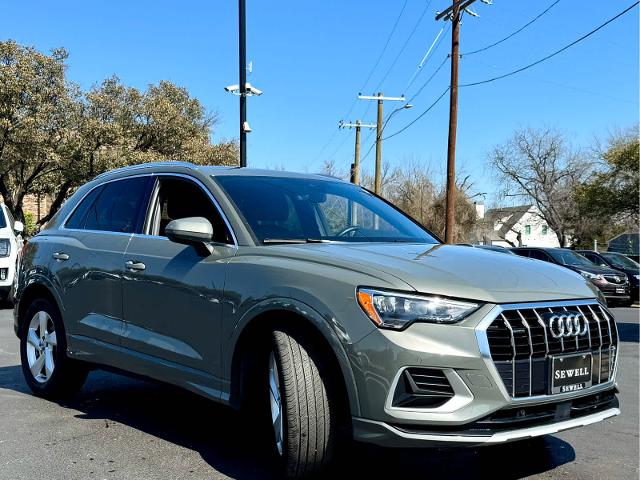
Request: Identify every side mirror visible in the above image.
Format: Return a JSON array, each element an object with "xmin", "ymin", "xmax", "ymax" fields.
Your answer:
[
  {"xmin": 13, "ymin": 221, "xmax": 24, "ymax": 234},
  {"xmin": 165, "ymin": 217, "xmax": 214, "ymax": 255}
]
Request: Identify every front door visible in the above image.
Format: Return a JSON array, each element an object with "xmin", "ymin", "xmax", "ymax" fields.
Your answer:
[{"xmin": 121, "ymin": 176, "xmax": 236, "ymax": 392}]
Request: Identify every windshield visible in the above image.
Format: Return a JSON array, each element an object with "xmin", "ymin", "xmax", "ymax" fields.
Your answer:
[
  {"xmin": 602, "ymin": 252, "xmax": 640, "ymax": 270},
  {"xmin": 549, "ymin": 250, "xmax": 595, "ymax": 267},
  {"xmin": 214, "ymin": 175, "xmax": 438, "ymax": 245}
]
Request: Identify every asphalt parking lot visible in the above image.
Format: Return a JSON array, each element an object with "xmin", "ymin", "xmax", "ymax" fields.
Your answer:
[{"xmin": 0, "ymin": 307, "xmax": 638, "ymax": 480}]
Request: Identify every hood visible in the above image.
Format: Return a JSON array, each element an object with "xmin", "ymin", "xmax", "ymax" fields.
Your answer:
[{"xmin": 264, "ymin": 242, "xmax": 597, "ymax": 304}]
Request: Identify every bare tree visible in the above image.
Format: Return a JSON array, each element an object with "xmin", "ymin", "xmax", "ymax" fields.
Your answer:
[{"xmin": 489, "ymin": 128, "xmax": 590, "ymax": 247}]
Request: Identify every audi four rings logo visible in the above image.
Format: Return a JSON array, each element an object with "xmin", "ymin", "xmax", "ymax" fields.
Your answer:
[{"xmin": 545, "ymin": 312, "xmax": 588, "ymax": 338}]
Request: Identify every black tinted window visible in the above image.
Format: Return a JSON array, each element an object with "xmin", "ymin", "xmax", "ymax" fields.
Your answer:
[
  {"xmin": 0, "ymin": 207, "xmax": 6, "ymax": 229},
  {"xmin": 65, "ymin": 185, "xmax": 104, "ymax": 229},
  {"xmin": 72, "ymin": 177, "xmax": 150, "ymax": 233},
  {"xmin": 215, "ymin": 175, "xmax": 437, "ymax": 244},
  {"xmin": 529, "ymin": 250, "xmax": 550, "ymax": 261}
]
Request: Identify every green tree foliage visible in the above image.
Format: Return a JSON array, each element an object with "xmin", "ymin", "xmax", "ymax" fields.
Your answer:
[
  {"xmin": 577, "ymin": 129, "xmax": 639, "ymax": 220},
  {"xmin": 0, "ymin": 40, "xmax": 238, "ymax": 223}
]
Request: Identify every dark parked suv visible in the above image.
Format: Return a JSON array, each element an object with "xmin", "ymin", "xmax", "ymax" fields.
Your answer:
[
  {"xmin": 511, "ymin": 247, "xmax": 631, "ymax": 306},
  {"xmin": 578, "ymin": 250, "xmax": 639, "ymax": 303},
  {"xmin": 14, "ymin": 163, "xmax": 620, "ymax": 478}
]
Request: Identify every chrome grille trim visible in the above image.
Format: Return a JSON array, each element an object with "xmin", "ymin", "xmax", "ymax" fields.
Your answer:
[{"xmin": 476, "ymin": 299, "xmax": 619, "ymax": 404}]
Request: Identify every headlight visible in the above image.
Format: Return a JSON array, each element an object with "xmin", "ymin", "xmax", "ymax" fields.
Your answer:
[
  {"xmin": 357, "ymin": 288, "xmax": 480, "ymax": 330},
  {"xmin": 0, "ymin": 239, "xmax": 9, "ymax": 257},
  {"xmin": 578, "ymin": 270, "xmax": 604, "ymax": 281}
]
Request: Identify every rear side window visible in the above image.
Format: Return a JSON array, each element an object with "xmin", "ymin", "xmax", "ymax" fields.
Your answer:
[
  {"xmin": 65, "ymin": 186, "xmax": 104, "ymax": 229},
  {"xmin": 66, "ymin": 177, "xmax": 151, "ymax": 233}
]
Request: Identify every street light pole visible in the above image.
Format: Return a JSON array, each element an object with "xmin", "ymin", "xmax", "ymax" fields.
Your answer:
[{"xmin": 238, "ymin": 0, "xmax": 247, "ymax": 167}]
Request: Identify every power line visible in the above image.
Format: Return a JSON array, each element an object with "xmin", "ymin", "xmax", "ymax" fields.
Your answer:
[
  {"xmin": 359, "ymin": 0, "xmax": 410, "ymax": 95},
  {"xmin": 361, "ymin": 1, "xmax": 639, "ymax": 146},
  {"xmin": 383, "ymin": 87, "xmax": 450, "ymax": 140},
  {"xmin": 403, "ymin": 23, "xmax": 450, "ymax": 95},
  {"xmin": 372, "ymin": 0, "xmax": 433, "ymax": 92},
  {"xmin": 312, "ymin": 0, "xmax": 409, "ymax": 165},
  {"xmin": 407, "ymin": 56, "xmax": 450, "ymax": 103},
  {"xmin": 359, "ymin": 86, "xmax": 450, "ymax": 164},
  {"xmin": 462, "ymin": 0, "xmax": 562, "ymax": 56},
  {"xmin": 361, "ymin": 0, "xmax": 434, "ymax": 119},
  {"xmin": 460, "ymin": 1, "xmax": 639, "ymax": 87}
]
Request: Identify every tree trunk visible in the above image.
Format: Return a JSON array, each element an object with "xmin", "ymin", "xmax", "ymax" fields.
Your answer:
[{"xmin": 37, "ymin": 181, "xmax": 73, "ymax": 226}]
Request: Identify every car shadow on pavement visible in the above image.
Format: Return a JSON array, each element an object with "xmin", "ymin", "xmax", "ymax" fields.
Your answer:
[
  {"xmin": 0, "ymin": 364, "xmax": 576, "ymax": 480},
  {"xmin": 617, "ymin": 322, "xmax": 640, "ymax": 343}
]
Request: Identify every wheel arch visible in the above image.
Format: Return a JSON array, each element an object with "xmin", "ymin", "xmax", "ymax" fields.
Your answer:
[
  {"xmin": 227, "ymin": 300, "xmax": 361, "ymax": 418},
  {"xmin": 15, "ymin": 279, "xmax": 62, "ymax": 338}
]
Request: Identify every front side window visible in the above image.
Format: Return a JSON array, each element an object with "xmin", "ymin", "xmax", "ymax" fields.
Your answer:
[
  {"xmin": 147, "ymin": 177, "xmax": 233, "ymax": 244},
  {"xmin": 214, "ymin": 175, "xmax": 438, "ymax": 244},
  {"xmin": 66, "ymin": 177, "xmax": 150, "ymax": 233}
]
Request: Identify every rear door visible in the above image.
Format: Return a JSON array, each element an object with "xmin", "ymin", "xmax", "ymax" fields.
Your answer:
[
  {"xmin": 121, "ymin": 175, "xmax": 236, "ymax": 387},
  {"xmin": 49, "ymin": 176, "xmax": 153, "ymax": 349}
]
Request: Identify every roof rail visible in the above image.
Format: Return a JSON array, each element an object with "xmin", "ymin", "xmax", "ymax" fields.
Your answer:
[{"xmin": 94, "ymin": 161, "xmax": 197, "ymax": 180}]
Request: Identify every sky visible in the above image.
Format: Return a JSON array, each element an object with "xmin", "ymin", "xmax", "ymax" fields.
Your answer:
[{"xmin": 3, "ymin": 0, "xmax": 639, "ymax": 203}]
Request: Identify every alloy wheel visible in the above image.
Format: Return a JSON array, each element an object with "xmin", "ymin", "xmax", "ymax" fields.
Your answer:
[
  {"xmin": 269, "ymin": 351, "xmax": 284, "ymax": 456},
  {"xmin": 25, "ymin": 311, "xmax": 56, "ymax": 383}
]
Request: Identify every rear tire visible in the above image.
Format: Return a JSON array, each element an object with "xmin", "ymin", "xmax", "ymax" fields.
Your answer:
[
  {"xmin": 269, "ymin": 328, "xmax": 336, "ymax": 479},
  {"xmin": 19, "ymin": 298, "xmax": 88, "ymax": 398}
]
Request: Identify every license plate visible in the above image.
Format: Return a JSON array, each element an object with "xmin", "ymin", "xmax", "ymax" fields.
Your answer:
[
  {"xmin": 616, "ymin": 288, "xmax": 626, "ymax": 293},
  {"xmin": 550, "ymin": 353, "xmax": 592, "ymax": 394}
]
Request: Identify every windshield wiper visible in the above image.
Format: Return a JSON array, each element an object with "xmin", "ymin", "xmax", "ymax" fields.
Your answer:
[{"xmin": 263, "ymin": 238, "xmax": 332, "ymax": 245}]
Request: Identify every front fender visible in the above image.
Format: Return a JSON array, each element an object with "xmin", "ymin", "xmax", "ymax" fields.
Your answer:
[{"xmin": 225, "ymin": 296, "xmax": 362, "ymax": 417}]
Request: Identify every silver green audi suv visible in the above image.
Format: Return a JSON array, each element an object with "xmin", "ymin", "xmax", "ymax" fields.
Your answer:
[{"xmin": 14, "ymin": 162, "xmax": 619, "ymax": 478}]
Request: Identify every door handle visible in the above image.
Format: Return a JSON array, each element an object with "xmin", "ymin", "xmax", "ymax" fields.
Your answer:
[
  {"xmin": 125, "ymin": 260, "xmax": 146, "ymax": 272},
  {"xmin": 53, "ymin": 252, "xmax": 69, "ymax": 261}
]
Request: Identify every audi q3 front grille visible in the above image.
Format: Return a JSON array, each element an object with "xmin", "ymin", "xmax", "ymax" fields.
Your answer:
[{"xmin": 481, "ymin": 302, "xmax": 618, "ymax": 398}]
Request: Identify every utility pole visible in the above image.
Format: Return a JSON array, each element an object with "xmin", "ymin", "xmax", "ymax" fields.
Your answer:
[
  {"xmin": 238, "ymin": 0, "xmax": 247, "ymax": 167},
  {"xmin": 436, "ymin": 0, "xmax": 482, "ymax": 243},
  {"xmin": 358, "ymin": 93, "xmax": 405, "ymax": 194},
  {"xmin": 339, "ymin": 120, "xmax": 376, "ymax": 185}
]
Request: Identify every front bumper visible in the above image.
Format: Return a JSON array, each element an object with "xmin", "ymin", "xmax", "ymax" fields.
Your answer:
[
  {"xmin": 353, "ymin": 402, "xmax": 619, "ymax": 447},
  {"xmin": 596, "ymin": 282, "xmax": 630, "ymax": 302},
  {"xmin": 348, "ymin": 298, "xmax": 619, "ymax": 446},
  {"xmin": 0, "ymin": 255, "xmax": 15, "ymax": 291}
]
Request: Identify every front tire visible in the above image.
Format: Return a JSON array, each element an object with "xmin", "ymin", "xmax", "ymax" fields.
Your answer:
[
  {"xmin": 269, "ymin": 328, "xmax": 336, "ymax": 478},
  {"xmin": 19, "ymin": 298, "xmax": 88, "ymax": 398}
]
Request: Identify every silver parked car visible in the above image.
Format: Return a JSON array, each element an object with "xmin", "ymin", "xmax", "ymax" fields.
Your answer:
[{"xmin": 14, "ymin": 162, "xmax": 619, "ymax": 478}]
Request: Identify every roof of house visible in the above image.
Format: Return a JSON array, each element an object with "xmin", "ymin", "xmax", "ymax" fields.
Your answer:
[{"xmin": 484, "ymin": 205, "xmax": 533, "ymax": 238}]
